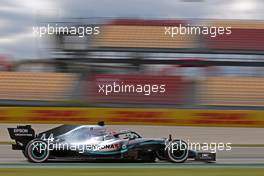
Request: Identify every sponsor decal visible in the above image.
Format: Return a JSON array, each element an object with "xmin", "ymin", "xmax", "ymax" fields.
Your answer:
[{"xmin": 99, "ymin": 144, "xmax": 120, "ymax": 150}]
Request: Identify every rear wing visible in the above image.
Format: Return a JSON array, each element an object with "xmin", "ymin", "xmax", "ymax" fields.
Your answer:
[{"xmin": 7, "ymin": 125, "xmax": 35, "ymax": 150}]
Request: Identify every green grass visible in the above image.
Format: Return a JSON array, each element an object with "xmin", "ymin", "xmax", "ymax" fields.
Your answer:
[{"xmin": 0, "ymin": 168, "xmax": 264, "ymax": 176}]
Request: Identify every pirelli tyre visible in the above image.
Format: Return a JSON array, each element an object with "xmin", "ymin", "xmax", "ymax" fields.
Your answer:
[
  {"xmin": 25, "ymin": 139, "xmax": 50, "ymax": 163},
  {"xmin": 166, "ymin": 139, "xmax": 189, "ymax": 163}
]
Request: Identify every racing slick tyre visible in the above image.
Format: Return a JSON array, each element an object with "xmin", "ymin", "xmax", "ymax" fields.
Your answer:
[
  {"xmin": 25, "ymin": 139, "xmax": 50, "ymax": 163},
  {"xmin": 166, "ymin": 139, "xmax": 189, "ymax": 163}
]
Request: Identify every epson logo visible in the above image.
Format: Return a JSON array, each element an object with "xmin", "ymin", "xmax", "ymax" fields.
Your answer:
[{"xmin": 14, "ymin": 129, "xmax": 28, "ymax": 133}]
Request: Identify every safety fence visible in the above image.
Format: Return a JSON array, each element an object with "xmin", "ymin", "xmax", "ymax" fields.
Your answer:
[{"xmin": 0, "ymin": 107, "xmax": 264, "ymax": 127}]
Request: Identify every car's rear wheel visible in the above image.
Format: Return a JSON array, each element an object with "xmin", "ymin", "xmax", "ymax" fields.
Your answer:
[
  {"xmin": 25, "ymin": 139, "xmax": 50, "ymax": 163},
  {"xmin": 166, "ymin": 139, "xmax": 189, "ymax": 163}
]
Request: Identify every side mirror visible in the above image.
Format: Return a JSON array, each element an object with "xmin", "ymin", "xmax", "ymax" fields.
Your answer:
[
  {"xmin": 97, "ymin": 121, "xmax": 105, "ymax": 126},
  {"xmin": 169, "ymin": 134, "xmax": 172, "ymax": 141}
]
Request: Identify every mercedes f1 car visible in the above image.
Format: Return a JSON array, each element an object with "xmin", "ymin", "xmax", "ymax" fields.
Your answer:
[{"xmin": 8, "ymin": 122, "xmax": 216, "ymax": 163}]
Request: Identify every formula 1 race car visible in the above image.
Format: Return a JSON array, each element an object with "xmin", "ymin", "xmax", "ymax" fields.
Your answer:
[{"xmin": 8, "ymin": 122, "xmax": 216, "ymax": 163}]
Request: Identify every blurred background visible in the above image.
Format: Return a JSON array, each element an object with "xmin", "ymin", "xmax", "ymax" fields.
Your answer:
[
  {"xmin": 0, "ymin": 0, "xmax": 264, "ymax": 140},
  {"xmin": 0, "ymin": 0, "xmax": 263, "ymax": 108}
]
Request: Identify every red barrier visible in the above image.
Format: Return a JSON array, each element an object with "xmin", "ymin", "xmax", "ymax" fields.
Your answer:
[{"xmin": 204, "ymin": 28, "xmax": 264, "ymax": 51}]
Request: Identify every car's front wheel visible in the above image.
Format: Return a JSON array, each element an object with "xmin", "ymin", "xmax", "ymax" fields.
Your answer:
[
  {"xmin": 166, "ymin": 139, "xmax": 189, "ymax": 163},
  {"xmin": 25, "ymin": 139, "xmax": 50, "ymax": 163}
]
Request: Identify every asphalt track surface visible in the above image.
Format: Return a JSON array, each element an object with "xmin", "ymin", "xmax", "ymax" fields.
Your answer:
[{"xmin": 1, "ymin": 145, "xmax": 264, "ymax": 168}]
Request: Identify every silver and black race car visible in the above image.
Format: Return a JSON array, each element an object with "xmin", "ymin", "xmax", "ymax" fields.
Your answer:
[{"xmin": 8, "ymin": 122, "xmax": 216, "ymax": 163}]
